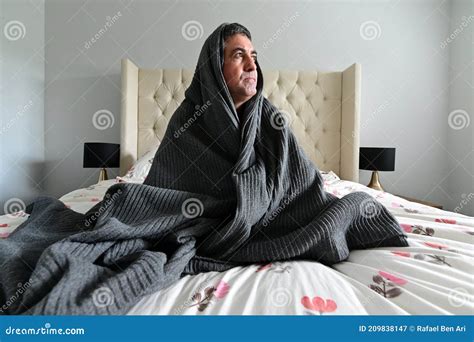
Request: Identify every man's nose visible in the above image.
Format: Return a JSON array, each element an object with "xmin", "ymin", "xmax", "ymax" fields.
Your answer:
[{"xmin": 244, "ymin": 56, "xmax": 256, "ymax": 71}]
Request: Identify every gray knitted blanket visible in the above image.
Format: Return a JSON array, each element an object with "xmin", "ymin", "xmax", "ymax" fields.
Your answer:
[{"xmin": 0, "ymin": 24, "xmax": 407, "ymax": 315}]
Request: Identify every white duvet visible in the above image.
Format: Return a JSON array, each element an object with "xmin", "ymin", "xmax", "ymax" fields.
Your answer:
[{"xmin": 1, "ymin": 172, "xmax": 473, "ymax": 315}]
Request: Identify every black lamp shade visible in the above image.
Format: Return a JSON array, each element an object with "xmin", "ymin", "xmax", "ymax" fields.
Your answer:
[
  {"xmin": 83, "ymin": 143, "xmax": 120, "ymax": 168},
  {"xmin": 359, "ymin": 147, "xmax": 395, "ymax": 171}
]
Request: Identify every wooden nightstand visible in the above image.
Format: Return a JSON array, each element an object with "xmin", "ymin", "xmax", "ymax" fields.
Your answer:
[{"xmin": 395, "ymin": 194, "xmax": 443, "ymax": 210}]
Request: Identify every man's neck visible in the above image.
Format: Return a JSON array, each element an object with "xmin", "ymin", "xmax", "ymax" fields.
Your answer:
[{"xmin": 236, "ymin": 103, "xmax": 246, "ymax": 122}]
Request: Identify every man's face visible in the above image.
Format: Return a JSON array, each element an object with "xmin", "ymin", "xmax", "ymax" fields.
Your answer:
[{"xmin": 223, "ymin": 34, "xmax": 258, "ymax": 109}]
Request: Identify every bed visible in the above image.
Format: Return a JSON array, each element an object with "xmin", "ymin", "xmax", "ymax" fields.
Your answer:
[{"xmin": 1, "ymin": 59, "xmax": 472, "ymax": 315}]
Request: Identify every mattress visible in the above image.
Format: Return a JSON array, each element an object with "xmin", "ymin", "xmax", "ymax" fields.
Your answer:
[{"xmin": 1, "ymin": 172, "xmax": 472, "ymax": 315}]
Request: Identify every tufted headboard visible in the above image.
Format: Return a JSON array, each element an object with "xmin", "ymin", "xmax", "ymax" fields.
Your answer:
[{"xmin": 120, "ymin": 58, "xmax": 361, "ymax": 182}]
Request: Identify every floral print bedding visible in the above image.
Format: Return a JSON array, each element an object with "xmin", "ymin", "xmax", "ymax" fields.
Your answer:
[{"xmin": 1, "ymin": 172, "xmax": 472, "ymax": 315}]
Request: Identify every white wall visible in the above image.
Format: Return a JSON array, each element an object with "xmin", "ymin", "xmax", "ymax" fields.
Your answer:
[
  {"xmin": 446, "ymin": 0, "xmax": 473, "ymax": 216},
  {"xmin": 2, "ymin": 0, "xmax": 472, "ymax": 215},
  {"xmin": 0, "ymin": 0, "xmax": 45, "ymax": 215}
]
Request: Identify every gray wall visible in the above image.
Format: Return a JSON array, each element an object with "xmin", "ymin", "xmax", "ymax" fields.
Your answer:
[
  {"xmin": 0, "ymin": 0, "xmax": 45, "ymax": 215},
  {"xmin": 2, "ymin": 0, "xmax": 473, "ymax": 215},
  {"xmin": 446, "ymin": 0, "xmax": 474, "ymax": 216}
]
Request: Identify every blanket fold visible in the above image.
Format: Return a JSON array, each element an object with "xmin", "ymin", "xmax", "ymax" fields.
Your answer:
[{"xmin": 0, "ymin": 23, "xmax": 407, "ymax": 315}]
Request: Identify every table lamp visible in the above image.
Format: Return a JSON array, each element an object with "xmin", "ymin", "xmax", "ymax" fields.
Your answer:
[
  {"xmin": 359, "ymin": 147, "xmax": 396, "ymax": 192},
  {"xmin": 83, "ymin": 142, "xmax": 120, "ymax": 182}
]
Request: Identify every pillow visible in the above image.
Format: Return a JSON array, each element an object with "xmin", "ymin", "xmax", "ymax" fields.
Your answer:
[
  {"xmin": 320, "ymin": 170, "xmax": 340, "ymax": 185},
  {"xmin": 116, "ymin": 147, "xmax": 157, "ymax": 183}
]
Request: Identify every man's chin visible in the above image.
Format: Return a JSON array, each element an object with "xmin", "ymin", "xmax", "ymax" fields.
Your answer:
[
  {"xmin": 243, "ymin": 87, "xmax": 257, "ymax": 97},
  {"xmin": 232, "ymin": 88, "xmax": 257, "ymax": 104}
]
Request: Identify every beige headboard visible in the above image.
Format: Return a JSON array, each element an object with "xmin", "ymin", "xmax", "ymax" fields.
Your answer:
[{"xmin": 120, "ymin": 58, "xmax": 361, "ymax": 182}]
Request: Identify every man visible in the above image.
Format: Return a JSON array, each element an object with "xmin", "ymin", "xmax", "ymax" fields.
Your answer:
[
  {"xmin": 145, "ymin": 22, "xmax": 407, "ymax": 261},
  {"xmin": 148, "ymin": 22, "xmax": 407, "ymax": 263}
]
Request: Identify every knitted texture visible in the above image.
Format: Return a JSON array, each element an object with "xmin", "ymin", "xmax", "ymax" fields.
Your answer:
[{"xmin": 0, "ymin": 24, "xmax": 407, "ymax": 315}]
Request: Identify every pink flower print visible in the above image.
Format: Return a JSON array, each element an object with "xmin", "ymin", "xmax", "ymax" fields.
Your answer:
[
  {"xmin": 301, "ymin": 296, "xmax": 337, "ymax": 313},
  {"xmin": 256, "ymin": 263, "xmax": 272, "ymax": 272},
  {"xmin": 214, "ymin": 281, "xmax": 230, "ymax": 299},
  {"xmin": 400, "ymin": 224, "xmax": 412, "ymax": 233},
  {"xmin": 378, "ymin": 271, "xmax": 407, "ymax": 286},
  {"xmin": 391, "ymin": 251, "xmax": 410, "ymax": 257},
  {"xmin": 435, "ymin": 218, "xmax": 456, "ymax": 225},
  {"xmin": 188, "ymin": 280, "xmax": 230, "ymax": 312},
  {"xmin": 370, "ymin": 272, "xmax": 407, "ymax": 298},
  {"xmin": 424, "ymin": 242, "xmax": 448, "ymax": 250}
]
